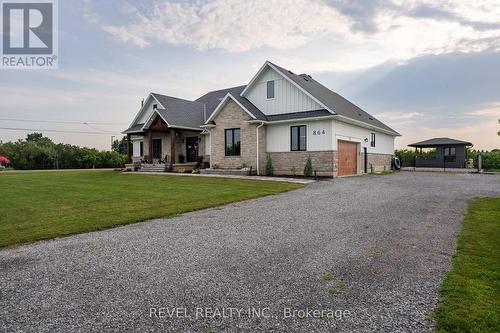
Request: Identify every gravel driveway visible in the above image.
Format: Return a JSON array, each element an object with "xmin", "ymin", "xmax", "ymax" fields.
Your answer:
[{"xmin": 1, "ymin": 172, "xmax": 499, "ymax": 332}]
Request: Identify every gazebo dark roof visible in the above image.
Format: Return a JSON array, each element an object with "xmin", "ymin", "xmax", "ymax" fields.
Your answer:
[{"xmin": 408, "ymin": 137, "xmax": 473, "ymax": 148}]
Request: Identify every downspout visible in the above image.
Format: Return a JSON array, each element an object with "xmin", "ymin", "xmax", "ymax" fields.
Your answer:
[
  {"xmin": 209, "ymin": 129, "xmax": 212, "ymax": 168},
  {"xmin": 256, "ymin": 121, "xmax": 265, "ymax": 175}
]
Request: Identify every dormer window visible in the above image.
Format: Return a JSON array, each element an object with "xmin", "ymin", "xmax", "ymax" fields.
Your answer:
[{"xmin": 267, "ymin": 80, "xmax": 274, "ymax": 99}]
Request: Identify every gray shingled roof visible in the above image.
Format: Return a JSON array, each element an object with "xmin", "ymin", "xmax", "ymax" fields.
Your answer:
[
  {"xmin": 266, "ymin": 110, "xmax": 332, "ymax": 122},
  {"xmin": 269, "ymin": 62, "xmax": 400, "ymax": 135},
  {"xmin": 123, "ymin": 123, "xmax": 145, "ymax": 134},
  {"xmin": 196, "ymin": 86, "xmax": 332, "ymax": 122},
  {"xmin": 151, "ymin": 93, "xmax": 205, "ymax": 129},
  {"xmin": 124, "ymin": 62, "xmax": 399, "ymax": 134},
  {"xmin": 196, "ymin": 86, "xmax": 267, "ymax": 121},
  {"xmin": 409, "ymin": 137, "xmax": 473, "ymax": 147}
]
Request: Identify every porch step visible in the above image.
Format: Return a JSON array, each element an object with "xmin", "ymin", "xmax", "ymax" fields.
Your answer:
[
  {"xmin": 201, "ymin": 168, "xmax": 256, "ymax": 176},
  {"xmin": 172, "ymin": 162, "xmax": 197, "ymax": 173},
  {"xmin": 140, "ymin": 164, "xmax": 167, "ymax": 172}
]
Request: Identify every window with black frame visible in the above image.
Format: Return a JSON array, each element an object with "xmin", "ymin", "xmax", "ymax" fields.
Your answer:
[
  {"xmin": 291, "ymin": 125, "xmax": 306, "ymax": 151},
  {"xmin": 225, "ymin": 128, "xmax": 241, "ymax": 156},
  {"xmin": 370, "ymin": 133, "xmax": 376, "ymax": 147},
  {"xmin": 444, "ymin": 147, "xmax": 456, "ymax": 162},
  {"xmin": 139, "ymin": 141, "xmax": 144, "ymax": 156},
  {"xmin": 267, "ymin": 80, "xmax": 274, "ymax": 99}
]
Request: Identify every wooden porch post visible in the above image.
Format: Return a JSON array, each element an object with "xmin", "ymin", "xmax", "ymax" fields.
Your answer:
[
  {"xmin": 170, "ymin": 129, "xmax": 176, "ymax": 164},
  {"xmin": 127, "ymin": 133, "xmax": 132, "ymax": 163},
  {"xmin": 147, "ymin": 131, "xmax": 153, "ymax": 162}
]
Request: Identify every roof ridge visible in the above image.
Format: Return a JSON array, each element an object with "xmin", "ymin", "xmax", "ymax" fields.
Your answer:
[
  {"xmin": 195, "ymin": 85, "xmax": 247, "ymax": 98},
  {"xmin": 151, "ymin": 92, "xmax": 204, "ymax": 105}
]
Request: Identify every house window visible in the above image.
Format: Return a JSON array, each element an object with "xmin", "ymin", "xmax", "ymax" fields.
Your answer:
[
  {"xmin": 139, "ymin": 141, "xmax": 144, "ymax": 156},
  {"xmin": 370, "ymin": 133, "xmax": 376, "ymax": 147},
  {"xmin": 291, "ymin": 125, "xmax": 307, "ymax": 151},
  {"xmin": 152, "ymin": 139, "xmax": 162, "ymax": 159},
  {"xmin": 225, "ymin": 128, "xmax": 241, "ymax": 156},
  {"xmin": 444, "ymin": 147, "xmax": 456, "ymax": 162},
  {"xmin": 267, "ymin": 80, "xmax": 275, "ymax": 99}
]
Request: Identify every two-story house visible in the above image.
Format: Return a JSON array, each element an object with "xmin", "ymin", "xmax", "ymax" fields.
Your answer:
[{"xmin": 123, "ymin": 61, "xmax": 400, "ymax": 176}]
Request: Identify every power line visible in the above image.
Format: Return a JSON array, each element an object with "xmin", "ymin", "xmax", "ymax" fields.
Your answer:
[
  {"xmin": 0, "ymin": 127, "xmax": 123, "ymax": 135},
  {"xmin": 0, "ymin": 117, "xmax": 128, "ymax": 125}
]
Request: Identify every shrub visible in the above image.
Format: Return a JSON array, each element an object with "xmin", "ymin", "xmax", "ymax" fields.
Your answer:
[
  {"xmin": 469, "ymin": 149, "xmax": 500, "ymax": 170},
  {"xmin": 192, "ymin": 168, "xmax": 200, "ymax": 174},
  {"xmin": 195, "ymin": 156, "xmax": 204, "ymax": 168},
  {"xmin": 265, "ymin": 154, "xmax": 273, "ymax": 176},
  {"xmin": 0, "ymin": 155, "xmax": 11, "ymax": 166},
  {"xmin": 0, "ymin": 133, "xmax": 127, "ymax": 170},
  {"xmin": 304, "ymin": 156, "xmax": 313, "ymax": 177}
]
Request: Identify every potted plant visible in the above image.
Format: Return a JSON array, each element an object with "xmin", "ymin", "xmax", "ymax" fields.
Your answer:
[{"xmin": 0, "ymin": 156, "xmax": 11, "ymax": 171}]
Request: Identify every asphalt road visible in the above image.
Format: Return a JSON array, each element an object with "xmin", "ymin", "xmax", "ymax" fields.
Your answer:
[{"xmin": 1, "ymin": 172, "xmax": 499, "ymax": 332}]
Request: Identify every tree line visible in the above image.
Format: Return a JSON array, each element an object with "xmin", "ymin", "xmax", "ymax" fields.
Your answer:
[
  {"xmin": 395, "ymin": 148, "xmax": 500, "ymax": 170},
  {"xmin": 0, "ymin": 133, "xmax": 128, "ymax": 170}
]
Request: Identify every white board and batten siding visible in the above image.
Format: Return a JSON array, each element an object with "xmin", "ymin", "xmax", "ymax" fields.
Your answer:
[
  {"xmin": 334, "ymin": 121, "xmax": 394, "ymax": 155},
  {"xmin": 266, "ymin": 119, "xmax": 334, "ymax": 152},
  {"xmin": 266, "ymin": 119, "xmax": 394, "ymax": 154},
  {"xmin": 136, "ymin": 97, "xmax": 159, "ymax": 124},
  {"xmin": 245, "ymin": 67, "xmax": 322, "ymax": 115}
]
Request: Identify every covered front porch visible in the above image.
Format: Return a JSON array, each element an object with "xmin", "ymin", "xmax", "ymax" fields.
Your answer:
[{"xmin": 125, "ymin": 115, "xmax": 208, "ymax": 172}]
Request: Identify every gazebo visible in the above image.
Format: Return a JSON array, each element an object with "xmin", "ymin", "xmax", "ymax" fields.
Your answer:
[{"xmin": 408, "ymin": 137, "xmax": 473, "ymax": 169}]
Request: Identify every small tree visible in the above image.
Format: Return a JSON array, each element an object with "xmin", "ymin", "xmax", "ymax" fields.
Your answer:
[
  {"xmin": 0, "ymin": 156, "xmax": 10, "ymax": 167},
  {"xmin": 304, "ymin": 156, "xmax": 313, "ymax": 177},
  {"xmin": 265, "ymin": 154, "xmax": 274, "ymax": 176},
  {"xmin": 112, "ymin": 136, "xmax": 128, "ymax": 154}
]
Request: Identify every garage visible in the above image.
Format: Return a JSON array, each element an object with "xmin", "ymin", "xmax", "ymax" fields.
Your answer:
[{"xmin": 338, "ymin": 140, "xmax": 358, "ymax": 176}]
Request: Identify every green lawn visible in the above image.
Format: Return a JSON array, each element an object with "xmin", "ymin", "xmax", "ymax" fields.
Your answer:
[
  {"xmin": 434, "ymin": 197, "xmax": 500, "ymax": 333},
  {"xmin": 0, "ymin": 171, "xmax": 301, "ymax": 248}
]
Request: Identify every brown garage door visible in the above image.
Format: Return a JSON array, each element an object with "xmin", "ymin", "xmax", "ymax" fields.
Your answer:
[{"xmin": 338, "ymin": 140, "xmax": 358, "ymax": 176}]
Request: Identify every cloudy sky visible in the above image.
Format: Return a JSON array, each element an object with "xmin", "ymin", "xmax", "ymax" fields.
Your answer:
[{"xmin": 1, "ymin": 0, "xmax": 499, "ymax": 150}]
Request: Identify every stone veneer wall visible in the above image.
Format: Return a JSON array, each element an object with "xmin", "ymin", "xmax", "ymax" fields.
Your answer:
[
  {"xmin": 366, "ymin": 153, "xmax": 393, "ymax": 173},
  {"xmin": 210, "ymin": 99, "xmax": 267, "ymax": 173},
  {"xmin": 268, "ymin": 151, "xmax": 337, "ymax": 177}
]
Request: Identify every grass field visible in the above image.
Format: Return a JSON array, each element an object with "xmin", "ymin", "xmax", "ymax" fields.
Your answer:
[
  {"xmin": 434, "ymin": 197, "xmax": 500, "ymax": 333},
  {"xmin": 0, "ymin": 171, "xmax": 301, "ymax": 248}
]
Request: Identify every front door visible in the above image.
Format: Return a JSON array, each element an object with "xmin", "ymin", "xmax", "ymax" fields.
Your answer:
[
  {"xmin": 186, "ymin": 137, "xmax": 199, "ymax": 162},
  {"xmin": 338, "ymin": 140, "xmax": 358, "ymax": 176}
]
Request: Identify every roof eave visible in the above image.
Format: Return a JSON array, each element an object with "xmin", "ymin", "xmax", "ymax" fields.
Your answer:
[
  {"xmin": 334, "ymin": 115, "xmax": 401, "ymax": 136},
  {"xmin": 168, "ymin": 125, "xmax": 203, "ymax": 131}
]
